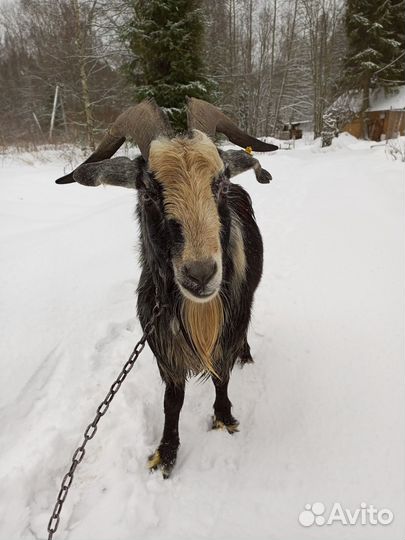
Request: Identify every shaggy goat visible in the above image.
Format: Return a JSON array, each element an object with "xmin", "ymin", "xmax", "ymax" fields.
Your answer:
[{"xmin": 56, "ymin": 98, "xmax": 277, "ymax": 477}]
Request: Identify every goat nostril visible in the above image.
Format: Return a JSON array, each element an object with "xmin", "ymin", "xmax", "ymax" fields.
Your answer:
[{"xmin": 184, "ymin": 260, "xmax": 217, "ymax": 287}]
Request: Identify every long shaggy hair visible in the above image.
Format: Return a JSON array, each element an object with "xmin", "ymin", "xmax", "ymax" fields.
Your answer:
[
  {"xmin": 181, "ymin": 294, "xmax": 224, "ymax": 378},
  {"xmin": 149, "ymin": 132, "xmax": 224, "ymax": 262},
  {"xmin": 137, "ymin": 132, "xmax": 264, "ymax": 386}
]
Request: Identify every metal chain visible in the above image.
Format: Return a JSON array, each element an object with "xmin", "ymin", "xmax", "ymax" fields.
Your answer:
[{"xmin": 47, "ymin": 299, "xmax": 165, "ymax": 540}]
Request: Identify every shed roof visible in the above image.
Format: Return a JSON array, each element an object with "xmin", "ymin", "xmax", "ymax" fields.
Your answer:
[
  {"xmin": 368, "ymin": 86, "xmax": 405, "ymax": 111},
  {"xmin": 340, "ymin": 86, "xmax": 405, "ymax": 113}
]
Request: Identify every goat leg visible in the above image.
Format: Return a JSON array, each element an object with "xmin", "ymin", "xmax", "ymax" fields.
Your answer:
[
  {"xmin": 211, "ymin": 375, "xmax": 239, "ymax": 434},
  {"xmin": 148, "ymin": 381, "xmax": 185, "ymax": 478}
]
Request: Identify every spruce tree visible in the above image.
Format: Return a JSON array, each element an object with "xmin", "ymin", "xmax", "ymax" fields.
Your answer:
[
  {"xmin": 343, "ymin": 0, "xmax": 405, "ymax": 109},
  {"xmin": 123, "ymin": 0, "xmax": 214, "ymax": 131}
]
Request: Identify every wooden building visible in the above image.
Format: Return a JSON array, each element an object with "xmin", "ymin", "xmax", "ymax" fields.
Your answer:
[
  {"xmin": 343, "ymin": 86, "xmax": 405, "ymax": 141},
  {"xmin": 276, "ymin": 121, "xmax": 311, "ymax": 140}
]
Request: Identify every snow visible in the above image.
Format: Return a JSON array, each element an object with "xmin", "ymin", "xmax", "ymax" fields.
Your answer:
[
  {"xmin": 335, "ymin": 85, "xmax": 405, "ymax": 115},
  {"xmin": 369, "ymin": 85, "xmax": 405, "ymax": 111},
  {"xmin": 346, "ymin": 85, "xmax": 405, "ymax": 113},
  {"xmin": 0, "ymin": 136, "xmax": 404, "ymax": 540}
]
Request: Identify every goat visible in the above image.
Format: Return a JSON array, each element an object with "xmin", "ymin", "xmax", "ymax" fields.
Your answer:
[{"xmin": 56, "ymin": 98, "xmax": 277, "ymax": 477}]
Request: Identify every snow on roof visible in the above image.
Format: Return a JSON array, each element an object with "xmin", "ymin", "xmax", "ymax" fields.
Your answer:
[
  {"xmin": 368, "ymin": 85, "xmax": 405, "ymax": 111},
  {"xmin": 335, "ymin": 86, "xmax": 405, "ymax": 114}
]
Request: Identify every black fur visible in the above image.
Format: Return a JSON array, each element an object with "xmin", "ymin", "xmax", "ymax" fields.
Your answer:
[
  {"xmin": 136, "ymin": 171, "xmax": 263, "ymax": 476},
  {"xmin": 136, "ymin": 182, "xmax": 263, "ymax": 379},
  {"xmin": 57, "ymin": 137, "xmax": 267, "ymax": 477}
]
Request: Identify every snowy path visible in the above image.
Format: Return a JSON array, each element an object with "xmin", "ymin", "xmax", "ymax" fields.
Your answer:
[{"xmin": 0, "ymin": 138, "xmax": 404, "ymax": 540}]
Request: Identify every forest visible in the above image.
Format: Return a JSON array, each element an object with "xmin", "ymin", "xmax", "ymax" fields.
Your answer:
[
  {"xmin": 1, "ymin": 2, "xmax": 404, "ymax": 539},
  {"xmin": 0, "ymin": 0, "xmax": 404, "ymax": 149}
]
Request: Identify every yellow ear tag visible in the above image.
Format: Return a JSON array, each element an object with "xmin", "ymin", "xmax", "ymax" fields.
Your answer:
[{"xmin": 245, "ymin": 146, "xmax": 253, "ymax": 155}]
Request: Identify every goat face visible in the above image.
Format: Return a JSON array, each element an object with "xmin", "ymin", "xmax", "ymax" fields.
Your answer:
[
  {"xmin": 55, "ymin": 98, "xmax": 277, "ymax": 305},
  {"xmin": 145, "ymin": 131, "xmax": 227, "ymax": 302}
]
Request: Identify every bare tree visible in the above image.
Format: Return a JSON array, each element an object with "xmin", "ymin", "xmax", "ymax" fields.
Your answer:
[
  {"xmin": 0, "ymin": 0, "xmax": 128, "ymax": 148},
  {"xmin": 302, "ymin": 0, "xmax": 345, "ymax": 137},
  {"xmin": 1, "ymin": 0, "xmax": 348, "ymax": 148}
]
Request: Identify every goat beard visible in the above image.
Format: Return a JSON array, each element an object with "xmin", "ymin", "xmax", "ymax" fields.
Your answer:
[{"xmin": 181, "ymin": 294, "xmax": 224, "ymax": 379}]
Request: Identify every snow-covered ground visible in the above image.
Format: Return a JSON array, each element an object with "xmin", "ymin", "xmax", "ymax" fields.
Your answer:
[{"xmin": 0, "ymin": 135, "xmax": 404, "ymax": 540}]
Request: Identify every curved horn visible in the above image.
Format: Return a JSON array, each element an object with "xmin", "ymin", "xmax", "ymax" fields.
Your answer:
[
  {"xmin": 186, "ymin": 97, "xmax": 278, "ymax": 152},
  {"xmin": 56, "ymin": 98, "xmax": 173, "ymax": 184}
]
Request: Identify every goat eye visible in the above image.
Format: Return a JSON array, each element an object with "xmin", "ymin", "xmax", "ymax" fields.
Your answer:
[
  {"xmin": 141, "ymin": 191, "xmax": 153, "ymax": 203},
  {"xmin": 220, "ymin": 181, "xmax": 230, "ymax": 195},
  {"xmin": 168, "ymin": 219, "xmax": 184, "ymax": 246},
  {"xmin": 217, "ymin": 177, "xmax": 230, "ymax": 197}
]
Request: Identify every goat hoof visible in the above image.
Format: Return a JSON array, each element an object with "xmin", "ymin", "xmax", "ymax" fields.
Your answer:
[
  {"xmin": 147, "ymin": 450, "xmax": 161, "ymax": 471},
  {"xmin": 147, "ymin": 445, "xmax": 178, "ymax": 478},
  {"xmin": 212, "ymin": 415, "xmax": 240, "ymax": 434}
]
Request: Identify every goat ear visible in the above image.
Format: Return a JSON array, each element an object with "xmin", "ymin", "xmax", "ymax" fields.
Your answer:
[
  {"xmin": 56, "ymin": 156, "xmax": 142, "ymax": 188},
  {"xmin": 218, "ymin": 149, "xmax": 272, "ymax": 183}
]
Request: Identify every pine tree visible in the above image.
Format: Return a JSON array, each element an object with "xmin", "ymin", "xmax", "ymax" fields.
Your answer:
[
  {"xmin": 123, "ymin": 0, "xmax": 214, "ymax": 131},
  {"xmin": 382, "ymin": 0, "xmax": 405, "ymax": 85},
  {"xmin": 343, "ymin": 0, "xmax": 405, "ymax": 110}
]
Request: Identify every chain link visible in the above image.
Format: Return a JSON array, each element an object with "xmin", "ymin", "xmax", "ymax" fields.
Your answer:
[{"xmin": 47, "ymin": 298, "xmax": 165, "ymax": 540}]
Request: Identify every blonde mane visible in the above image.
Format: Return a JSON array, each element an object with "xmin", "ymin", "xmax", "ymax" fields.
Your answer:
[
  {"xmin": 181, "ymin": 294, "xmax": 223, "ymax": 378},
  {"xmin": 149, "ymin": 131, "xmax": 224, "ymax": 262},
  {"xmin": 149, "ymin": 131, "xmax": 226, "ymax": 378}
]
